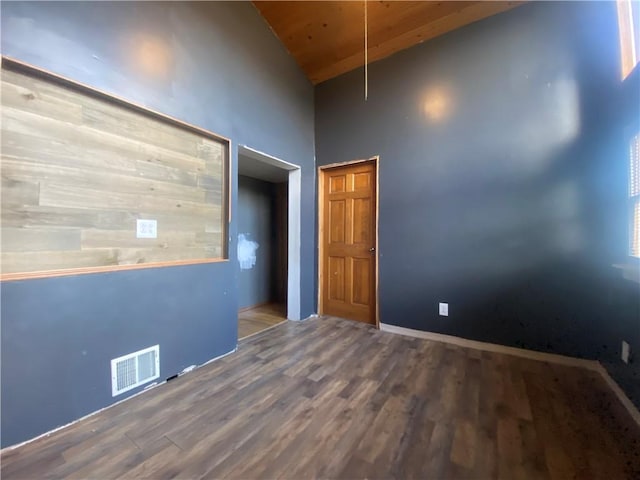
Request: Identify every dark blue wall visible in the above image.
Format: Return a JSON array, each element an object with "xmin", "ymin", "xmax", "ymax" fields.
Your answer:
[
  {"xmin": 599, "ymin": 64, "xmax": 640, "ymax": 408},
  {"xmin": 315, "ymin": 2, "xmax": 639, "ymax": 404},
  {"xmin": 237, "ymin": 175, "xmax": 276, "ymax": 309},
  {"xmin": 1, "ymin": 1, "xmax": 315, "ymax": 447},
  {"xmin": 2, "ymin": 0, "xmax": 638, "ymax": 449},
  {"xmin": 1, "ymin": 266, "xmax": 237, "ymax": 447}
]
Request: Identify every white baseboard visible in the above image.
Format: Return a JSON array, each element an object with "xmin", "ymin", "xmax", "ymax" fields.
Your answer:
[
  {"xmin": 594, "ymin": 362, "xmax": 640, "ymax": 427},
  {"xmin": 380, "ymin": 323, "xmax": 598, "ymax": 369},
  {"xmin": 1, "ymin": 346, "xmax": 237, "ymax": 452},
  {"xmin": 201, "ymin": 347, "xmax": 236, "ymax": 366},
  {"xmin": 380, "ymin": 323, "xmax": 640, "ymax": 428},
  {"xmin": 238, "ymin": 320, "xmax": 288, "ymax": 341}
]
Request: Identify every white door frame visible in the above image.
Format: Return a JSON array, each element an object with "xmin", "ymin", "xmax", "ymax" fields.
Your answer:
[{"xmin": 237, "ymin": 145, "xmax": 301, "ymax": 320}]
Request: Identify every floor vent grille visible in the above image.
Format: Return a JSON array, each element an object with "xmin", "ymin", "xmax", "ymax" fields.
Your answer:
[{"xmin": 111, "ymin": 345, "xmax": 160, "ymax": 396}]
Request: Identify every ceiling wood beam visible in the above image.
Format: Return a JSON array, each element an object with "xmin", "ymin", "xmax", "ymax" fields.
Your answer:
[{"xmin": 254, "ymin": 1, "xmax": 523, "ymax": 85}]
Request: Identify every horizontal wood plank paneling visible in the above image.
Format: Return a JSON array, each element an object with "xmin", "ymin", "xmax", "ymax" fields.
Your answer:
[{"xmin": 0, "ymin": 65, "xmax": 229, "ymax": 278}]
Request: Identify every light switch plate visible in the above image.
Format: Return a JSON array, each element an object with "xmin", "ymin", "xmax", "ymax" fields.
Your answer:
[
  {"xmin": 136, "ymin": 219, "xmax": 157, "ymax": 239},
  {"xmin": 439, "ymin": 302, "xmax": 449, "ymax": 316}
]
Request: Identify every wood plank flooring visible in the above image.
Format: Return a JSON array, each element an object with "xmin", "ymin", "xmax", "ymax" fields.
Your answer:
[
  {"xmin": 2, "ymin": 316, "xmax": 640, "ymax": 479},
  {"xmin": 238, "ymin": 303, "xmax": 286, "ymax": 339}
]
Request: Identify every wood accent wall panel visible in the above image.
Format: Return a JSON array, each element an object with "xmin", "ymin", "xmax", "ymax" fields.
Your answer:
[{"xmin": 1, "ymin": 67, "xmax": 229, "ymax": 278}]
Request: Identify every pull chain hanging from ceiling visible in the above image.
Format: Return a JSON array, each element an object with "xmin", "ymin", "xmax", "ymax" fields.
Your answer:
[{"xmin": 364, "ymin": 0, "xmax": 368, "ymax": 101}]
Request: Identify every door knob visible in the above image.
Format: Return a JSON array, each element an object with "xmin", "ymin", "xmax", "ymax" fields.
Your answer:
[{"xmin": 369, "ymin": 247, "xmax": 375, "ymax": 252}]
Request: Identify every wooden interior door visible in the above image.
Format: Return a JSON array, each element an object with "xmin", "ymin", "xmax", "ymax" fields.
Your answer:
[{"xmin": 321, "ymin": 160, "xmax": 376, "ymax": 324}]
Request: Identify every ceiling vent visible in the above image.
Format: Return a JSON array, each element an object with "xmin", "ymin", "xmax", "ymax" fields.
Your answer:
[{"xmin": 111, "ymin": 345, "xmax": 160, "ymax": 396}]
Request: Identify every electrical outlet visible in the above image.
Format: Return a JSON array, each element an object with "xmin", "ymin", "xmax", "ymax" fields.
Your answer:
[
  {"xmin": 136, "ymin": 219, "xmax": 157, "ymax": 239},
  {"xmin": 439, "ymin": 302, "xmax": 449, "ymax": 316},
  {"xmin": 622, "ymin": 341, "xmax": 630, "ymax": 364}
]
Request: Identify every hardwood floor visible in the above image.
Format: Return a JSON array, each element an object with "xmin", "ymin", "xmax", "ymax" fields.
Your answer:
[
  {"xmin": 2, "ymin": 316, "xmax": 639, "ymax": 479},
  {"xmin": 238, "ymin": 303, "xmax": 286, "ymax": 339}
]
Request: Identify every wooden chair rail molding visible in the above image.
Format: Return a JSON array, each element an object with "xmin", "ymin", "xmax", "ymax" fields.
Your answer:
[{"xmin": 0, "ymin": 56, "xmax": 231, "ymax": 282}]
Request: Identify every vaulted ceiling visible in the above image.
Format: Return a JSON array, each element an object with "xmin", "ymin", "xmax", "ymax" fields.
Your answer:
[{"xmin": 253, "ymin": 1, "xmax": 523, "ymax": 85}]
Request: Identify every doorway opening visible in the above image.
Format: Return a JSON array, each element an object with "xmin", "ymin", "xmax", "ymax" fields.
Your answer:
[{"xmin": 237, "ymin": 146, "xmax": 301, "ymax": 339}]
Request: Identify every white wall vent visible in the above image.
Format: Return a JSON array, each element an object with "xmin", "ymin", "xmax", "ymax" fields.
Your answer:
[{"xmin": 111, "ymin": 345, "xmax": 160, "ymax": 397}]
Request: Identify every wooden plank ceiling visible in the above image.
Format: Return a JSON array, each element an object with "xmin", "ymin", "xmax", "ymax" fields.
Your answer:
[{"xmin": 253, "ymin": 1, "xmax": 522, "ymax": 85}]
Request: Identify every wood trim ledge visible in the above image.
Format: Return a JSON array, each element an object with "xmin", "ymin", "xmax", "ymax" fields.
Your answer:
[{"xmin": 1, "ymin": 259, "xmax": 228, "ymax": 282}]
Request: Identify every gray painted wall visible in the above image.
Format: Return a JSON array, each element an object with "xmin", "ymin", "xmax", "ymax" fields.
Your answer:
[
  {"xmin": 1, "ymin": 1, "xmax": 315, "ymax": 447},
  {"xmin": 237, "ymin": 175, "xmax": 276, "ymax": 309},
  {"xmin": 315, "ymin": 1, "xmax": 639, "ymax": 405}
]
